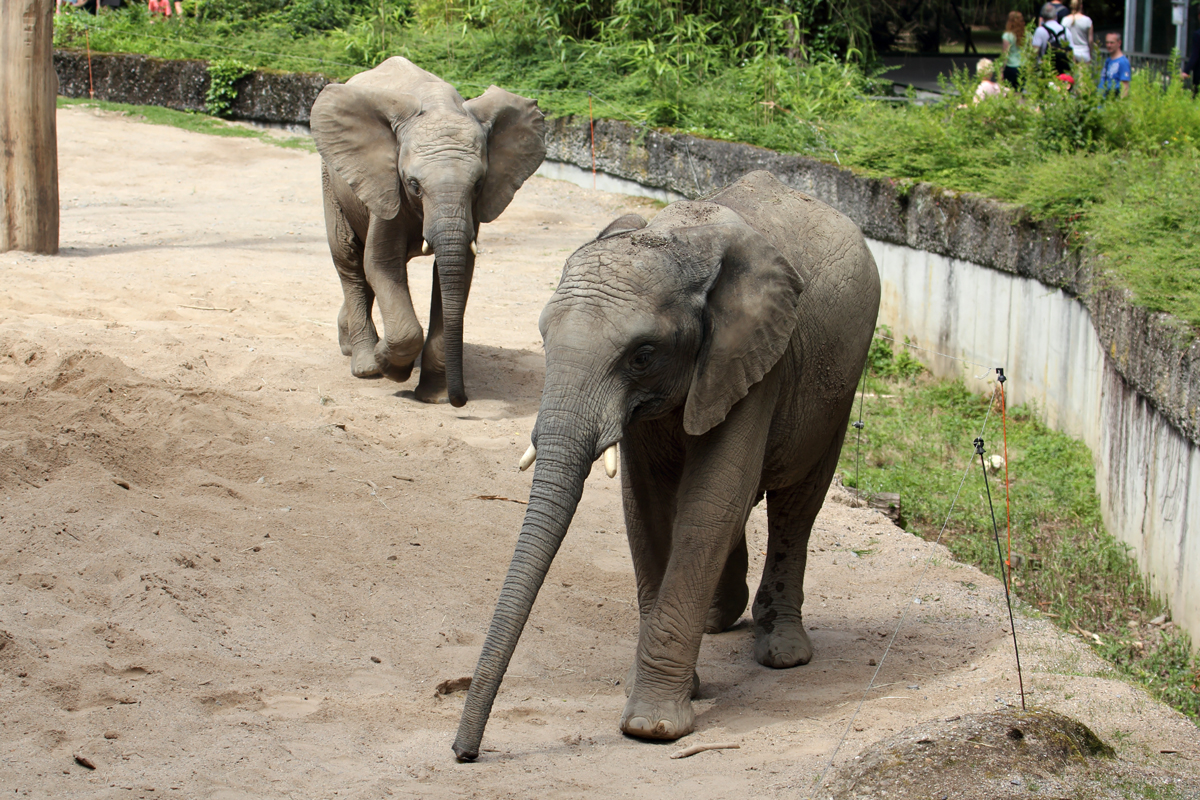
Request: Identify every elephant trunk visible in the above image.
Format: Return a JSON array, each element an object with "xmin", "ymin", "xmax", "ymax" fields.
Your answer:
[
  {"xmin": 453, "ymin": 414, "xmax": 597, "ymax": 760},
  {"xmin": 426, "ymin": 202, "xmax": 475, "ymax": 408}
]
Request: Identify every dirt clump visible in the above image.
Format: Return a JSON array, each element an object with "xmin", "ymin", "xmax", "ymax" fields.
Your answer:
[{"xmin": 824, "ymin": 709, "xmax": 1195, "ymax": 799}]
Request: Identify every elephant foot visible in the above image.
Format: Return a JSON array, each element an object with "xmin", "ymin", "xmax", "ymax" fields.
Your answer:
[
  {"xmin": 350, "ymin": 342, "xmax": 382, "ymax": 378},
  {"xmin": 753, "ymin": 616, "xmax": 813, "ymax": 669},
  {"xmin": 620, "ymin": 695, "xmax": 695, "ymax": 741},
  {"xmin": 414, "ymin": 370, "xmax": 450, "ymax": 404},
  {"xmin": 374, "ymin": 339, "xmax": 422, "ymax": 383},
  {"xmin": 705, "ymin": 580, "xmax": 749, "ymax": 634}
]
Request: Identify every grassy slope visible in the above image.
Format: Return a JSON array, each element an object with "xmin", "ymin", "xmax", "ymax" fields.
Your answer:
[{"xmin": 843, "ymin": 343, "xmax": 1199, "ymax": 722}]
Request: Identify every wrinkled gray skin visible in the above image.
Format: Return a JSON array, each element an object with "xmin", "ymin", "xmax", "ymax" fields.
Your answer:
[
  {"xmin": 311, "ymin": 57, "xmax": 545, "ymax": 406},
  {"xmin": 453, "ymin": 171, "xmax": 881, "ymax": 759}
]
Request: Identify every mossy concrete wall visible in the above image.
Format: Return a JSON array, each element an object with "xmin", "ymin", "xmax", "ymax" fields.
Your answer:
[{"xmin": 53, "ymin": 51, "xmax": 1200, "ymax": 645}]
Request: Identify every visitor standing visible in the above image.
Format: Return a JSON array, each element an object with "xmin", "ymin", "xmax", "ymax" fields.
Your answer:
[
  {"xmin": 1101, "ymin": 32, "xmax": 1131, "ymax": 97},
  {"xmin": 1001, "ymin": 10, "xmax": 1026, "ymax": 88},
  {"xmin": 1032, "ymin": 3, "xmax": 1075, "ymax": 75},
  {"xmin": 1063, "ymin": 0, "xmax": 1094, "ymax": 64},
  {"xmin": 1047, "ymin": 0, "xmax": 1070, "ymax": 23}
]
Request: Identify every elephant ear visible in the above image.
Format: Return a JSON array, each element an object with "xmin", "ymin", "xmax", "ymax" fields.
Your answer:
[
  {"xmin": 465, "ymin": 86, "xmax": 546, "ymax": 223},
  {"xmin": 682, "ymin": 222, "xmax": 807, "ymax": 437},
  {"xmin": 310, "ymin": 83, "xmax": 421, "ymax": 220},
  {"xmin": 597, "ymin": 214, "xmax": 647, "ymax": 240}
]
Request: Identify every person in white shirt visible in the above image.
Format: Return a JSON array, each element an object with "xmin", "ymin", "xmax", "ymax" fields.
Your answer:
[
  {"xmin": 973, "ymin": 58, "xmax": 1006, "ymax": 102},
  {"xmin": 1063, "ymin": 0, "xmax": 1094, "ymax": 63}
]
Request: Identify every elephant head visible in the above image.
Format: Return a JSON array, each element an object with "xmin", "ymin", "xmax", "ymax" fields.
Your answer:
[
  {"xmin": 452, "ymin": 200, "xmax": 807, "ymax": 759},
  {"xmin": 310, "ymin": 58, "xmax": 545, "ymax": 407}
]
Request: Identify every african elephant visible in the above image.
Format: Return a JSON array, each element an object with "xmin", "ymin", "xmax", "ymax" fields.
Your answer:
[
  {"xmin": 452, "ymin": 171, "xmax": 880, "ymax": 759},
  {"xmin": 310, "ymin": 57, "xmax": 545, "ymax": 406}
]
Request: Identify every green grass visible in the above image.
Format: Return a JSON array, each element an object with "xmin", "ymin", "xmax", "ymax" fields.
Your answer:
[
  {"xmin": 56, "ymin": 97, "xmax": 316, "ymax": 151},
  {"xmin": 840, "ymin": 338, "xmax": 1200, "ymax": 723}
]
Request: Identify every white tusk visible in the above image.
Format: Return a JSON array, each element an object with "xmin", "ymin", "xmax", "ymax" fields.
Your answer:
[
  {"xmin": 518, "ymin": 444, "xmax": 537, "ymax": 471},
  {"xmin": 421, "ymin": 239, "xmax": 432, "ymax": 255},
  {"xmin": 603, "ymin": 444, "xmax": 618, "ymax": 479},
  {"xmin": 470, "ymin": 240, "xmax": 478, "ymax": 255}
]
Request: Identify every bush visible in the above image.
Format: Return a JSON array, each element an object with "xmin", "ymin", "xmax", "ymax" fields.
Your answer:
[{"xmin": 205, "ymin": 58, "xmax": 252, "ymax": 117}]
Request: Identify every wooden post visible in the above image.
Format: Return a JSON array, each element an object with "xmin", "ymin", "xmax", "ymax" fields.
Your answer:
[{"xmin": 1, "ymin": 0, "xmax": 59, "ymax": 254}]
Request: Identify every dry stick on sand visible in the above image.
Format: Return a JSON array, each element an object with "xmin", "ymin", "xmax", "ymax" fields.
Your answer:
[
  {"xmin": 178, "ymin": 304, "xmax": 237, "ymax": 312},
  {"xmin": 670, "ymin": 742, "xmax": 740, "ymax": 759}
]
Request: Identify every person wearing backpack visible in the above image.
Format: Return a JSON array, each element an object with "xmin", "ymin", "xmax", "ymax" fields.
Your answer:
[{"xmin": 1031, "ymin": 3, "xmax": 1075, "ymax": 75}]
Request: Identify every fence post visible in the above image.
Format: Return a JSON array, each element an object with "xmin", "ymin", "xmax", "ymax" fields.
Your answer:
[{"xmin": 1, "ymin": 0, "xmax": 60, "ymax": 254}]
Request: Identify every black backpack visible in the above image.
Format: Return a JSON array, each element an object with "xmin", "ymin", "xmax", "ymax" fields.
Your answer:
[{"xmin": 1043, "ymin": 23, "xmax": 1074, "ymax": 74}]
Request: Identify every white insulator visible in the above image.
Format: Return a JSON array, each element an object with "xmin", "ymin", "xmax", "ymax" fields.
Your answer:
[
  {"xmin": 518, "ymin": 444, "xmax": 537, "ymax": 471},
  {"xmin": 603, "ymin": 444, "xmax": 618, "ymax": 478}
]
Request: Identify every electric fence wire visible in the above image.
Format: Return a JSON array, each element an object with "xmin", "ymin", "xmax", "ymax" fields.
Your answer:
[{"xmin": 807, "ymin": 382, "xmax": 1001, "ymax": 800}]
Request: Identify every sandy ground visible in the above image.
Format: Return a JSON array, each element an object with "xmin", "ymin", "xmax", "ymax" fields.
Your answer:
[{"xmin": 1, "ymin": 106, "xmax": 1198, "ymax": 799}]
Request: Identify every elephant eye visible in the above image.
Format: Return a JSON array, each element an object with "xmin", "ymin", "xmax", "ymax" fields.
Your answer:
[
  {"xmin": 629, "ymin": 346, "xmax": 655, "ymax": 372},
  {"xmin": 408, "ymin": 178, "xmax": 421, "ymax": 197}
]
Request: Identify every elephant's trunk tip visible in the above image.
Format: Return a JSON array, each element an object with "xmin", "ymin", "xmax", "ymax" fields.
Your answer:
[{"xmin": 452, "ymin": 739, "xmax": 479, "ymax": 762}]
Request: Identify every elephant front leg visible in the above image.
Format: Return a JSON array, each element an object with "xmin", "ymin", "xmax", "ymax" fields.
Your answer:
[
  {"xmin": 364, "ymin": 218, "xmax": 424, "ymax": 382},
  {"xmin": 621, "ymin": 401, "xmax": 770, "ymax": 741},
  {"xmin": 619, "ymin": 424, "xmax": 685, "ymax": 699}
]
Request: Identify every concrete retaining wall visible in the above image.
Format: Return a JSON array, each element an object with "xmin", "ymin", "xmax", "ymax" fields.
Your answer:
[{"xmin": 53, "ymin": 50, "xmax": 1200, "ymax": 644}]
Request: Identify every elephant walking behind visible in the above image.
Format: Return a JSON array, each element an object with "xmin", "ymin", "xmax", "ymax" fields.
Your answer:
[
  {"xmin": 310, "ymin": 57, "xmax": 545, "ymax": 406},
  {"xmin": 453, "ymin": 170, "xmax": 882, "ymax": 759}
]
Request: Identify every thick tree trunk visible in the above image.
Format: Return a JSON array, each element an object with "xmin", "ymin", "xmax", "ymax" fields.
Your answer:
[{"xmin": 1, "ymin": 0, "xmax": 59, "ymax": 254}]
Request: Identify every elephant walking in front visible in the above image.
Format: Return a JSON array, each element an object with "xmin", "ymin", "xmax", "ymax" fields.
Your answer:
[
  {"xmin": 453, "ymin": 171, "xmax": 881, "ymax": 758},
  {"xmin": 310, "ymin": 57, "xmax": 545, "ymax": 406}
]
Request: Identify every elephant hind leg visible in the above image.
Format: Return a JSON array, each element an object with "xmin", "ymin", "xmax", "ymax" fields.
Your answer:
[
  {"xmin": 705, "ymin": 532, "xmax": 749, "ymax": 633},
  {"xmin": 753, "ymin": 432, "xmax": 848, "ymax": 669}
]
